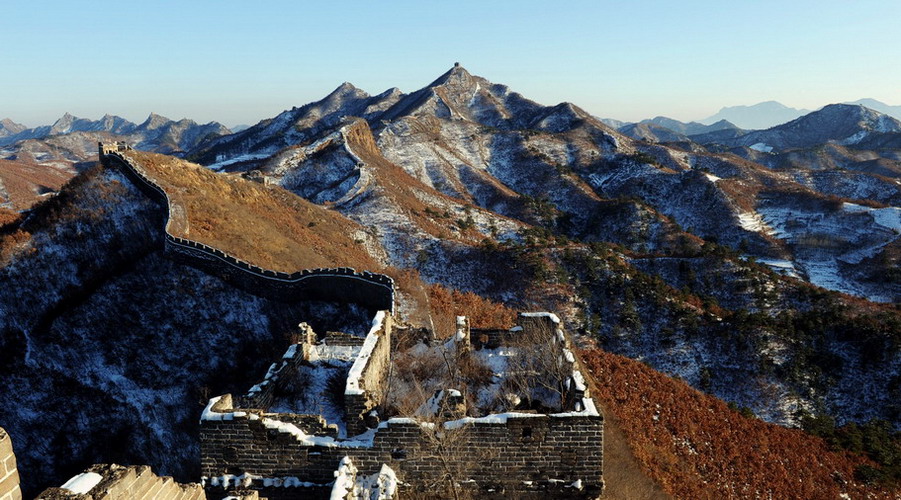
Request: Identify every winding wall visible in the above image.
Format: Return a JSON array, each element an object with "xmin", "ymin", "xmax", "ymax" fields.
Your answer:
[{"xmin": 99, "ymin": 145, "xmax": 394, "ymax": 312}]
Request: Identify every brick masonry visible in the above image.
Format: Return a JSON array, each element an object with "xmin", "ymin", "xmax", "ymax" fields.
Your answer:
[
  {"xmin": 35, "ymin": 464, "xmax": 204, "ymax": 500},
  {"xmin": 201, "ymin": 313, "xmax": 604, "ymax": 499},
  {"xmin": 0, "ymin": 428, "xmax": 21, "ymax": 500}
]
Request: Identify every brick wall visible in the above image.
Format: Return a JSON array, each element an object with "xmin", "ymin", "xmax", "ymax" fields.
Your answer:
[
  {"xmin": 201, "ymin": 412, "xmax": 602, "ymax": 499},
  {"xmin": 0, "ymin": 428, "xmax": 21, "ymax": 500},
  {"xmin": 344, "ymin": 313, "xmax": 393, "ymax": 436},
  {"xmin": 36, "ymin": 464, "xmax": 204, "ymax": 500},
  {"xmin": 99, "ymin": 148, "xmax": 395, "ymax": 312}
]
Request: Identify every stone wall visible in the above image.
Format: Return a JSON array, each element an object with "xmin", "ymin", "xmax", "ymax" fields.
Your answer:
[
  {"xmin": 99, "ymin": 146, "xmax": 394, "ymax": 312},
  {"xmin": 0, "ymin": 428, "xmax": 21, "ymax": 500},
  {"xmin": 36, "ymin": 464, "xmax": 203, "ymax": 500},
  {"xmin": 201, "ymin": 409, "xmax": 602, "ymax": 499},
  {"xmin": 343, "ymin": 312, "xmax": 393, "ymax": 436}
]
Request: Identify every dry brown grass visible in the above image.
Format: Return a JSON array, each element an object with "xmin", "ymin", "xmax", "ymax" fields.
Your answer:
[
  {"xmin": 579, "ymin": 348, "xmax": 897, "ymax": 499},
  {"xmin": 0, "ymin": 159, "xmax": 74, "ymax": 210},
  {"xmin": 427, "ymin": 283, "xmax": 517, "ymax": 339},
  {"xmin": 124, "ymin": 151, "xmax": 381, "ymax": 273}
]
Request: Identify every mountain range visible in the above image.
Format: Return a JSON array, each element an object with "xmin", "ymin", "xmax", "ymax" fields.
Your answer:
[
  {"xmin": 1, "ymin": 65, "xmax": 899, "ymax": 497},
  {"xmin": 0, "ymin": 112, "xmax": 231, "ymax": 161}
]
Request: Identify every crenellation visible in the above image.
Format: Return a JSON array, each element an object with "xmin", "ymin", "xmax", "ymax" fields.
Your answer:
[{"xmin": 99, "ymin": 145, "xmax": 395, "ymax": 312}]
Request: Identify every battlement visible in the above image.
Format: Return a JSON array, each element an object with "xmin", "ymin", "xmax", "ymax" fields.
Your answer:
[
  {"xmin": 97, "ymin": 145, "xmax": 394, "ymax": 312},
  {"xmin": 98, "ymin": 141, "xmax": 132, "ymax": 157}
]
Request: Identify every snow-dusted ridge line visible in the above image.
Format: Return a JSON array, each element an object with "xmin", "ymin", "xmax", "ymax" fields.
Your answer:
[{"xmin": 99, "ymin": 146, "xmax": 395, "ymax": 311}]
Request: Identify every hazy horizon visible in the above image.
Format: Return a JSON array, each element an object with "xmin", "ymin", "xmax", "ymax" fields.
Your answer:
[{"xmin": 4, "ymin": 0, "xmax": 900, "ymax": 128}]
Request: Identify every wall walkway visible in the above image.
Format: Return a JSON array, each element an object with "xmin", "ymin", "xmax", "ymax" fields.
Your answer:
[{"xmin": 99, "ymin": 145, "xmax": 394, "ymax": 312}]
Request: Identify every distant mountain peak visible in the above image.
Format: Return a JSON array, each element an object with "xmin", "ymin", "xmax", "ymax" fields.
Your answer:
[
  {"xmin": 701, "ymin": 101, "xmax": 809, "ymax": 130},
  {"xmin": 428, "ymin": 63, "xmax": 474, "ymax": 88},
  {"xmin": 845, "ymin": 98, "xmax": 901, "ymax": 121},
  {"xmin": 323, "ymin": 81, "xmax": 368, "ymax": 102},
  {"xmin": 140, "ymin": 113, "xmax": 172, "ymax": 130},
  {"xmin": 0, "ymin": 118, "xmax": 26, "ymax": 133}
]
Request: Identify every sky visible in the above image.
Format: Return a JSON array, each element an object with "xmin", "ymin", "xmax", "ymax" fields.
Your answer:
[{"xmin": 3, "ymin": 0, "xmax": 900, "ymax": 128}]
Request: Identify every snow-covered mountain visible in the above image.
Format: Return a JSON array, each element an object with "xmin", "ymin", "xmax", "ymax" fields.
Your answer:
[
  {"xmin": 617, "ymin": 117, "xmax": 742, "ymax": 143},
  {"xmin": 727, "ymin": 104, "xmax": 901, "ymax": 152},
  {"xmin": 0, "ymin": 113, "xmax": 231, "ymax": 161},
  {"xmin": 3, "ymin": 64, "xmax": 900, "ymax": 496},
  {"xmin": 847, "ymin": 98, "xmax": 901, "ymax": 121},
  {"xmin": 190, "ymin": 64, "xmax": 900, "ymax": 429},
  {"xmin": 701, "ymin": 101, "xmax": 810, "ymax": 130},
  {"xmin": 0, "ymin": 118, "xmax": 27, "ymax": 139}
]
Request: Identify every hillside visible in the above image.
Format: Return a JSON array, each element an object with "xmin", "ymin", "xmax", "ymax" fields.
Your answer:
[
  {"xmin": 122, "ymin": 150, "xmax": 382, "ymax": 273},
  {"xmin": 582, "ymin": 348, "xmax": 898, "ymax": 498},
  {"xmin": 2, "ymin": 65, "xmax": 901, "ymax": 497},
  {"xmin": 0, "ymin": 164, "xmax": 381, "ymax": 497},
  {"xmin": 0, "ymin": 159, "xmax": 73, "ymax": 210},
  {"xmin": 182, "ymin": 65, "xmax": 901, "ymax": 429}
]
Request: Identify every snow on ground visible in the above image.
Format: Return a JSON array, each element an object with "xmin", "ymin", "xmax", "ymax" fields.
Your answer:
[
  {"xmin": 736, "ymin": 211, "xmax": 774, "ymax": 235},
  {"xmin": 838, "ymin": 130, "xmax": 869, "ymax": 145},
  {"xmin": 749, "ymin": 143, "xmax": 773, "ymax": 153},
  {"xmin": 208, "ymin": 153, "xmax": 272, "ymax": 171},
  {"xmin": 704, "ymin": 172, "xmax": 721, "ymax": 182},
  {"xmin": 60, "ymin": 472, "xmax": 103, "ymax": 494},
  {"xmin": 844, "ymin": 202, "xmax": 901, "ymax": 232},
  {"xmin": 755, "ymin": 258, "xmax": 801, "ymax": 279},
  {"xmin": 268, "ymin": 342, "xmax": 362, "ymax": 438}
]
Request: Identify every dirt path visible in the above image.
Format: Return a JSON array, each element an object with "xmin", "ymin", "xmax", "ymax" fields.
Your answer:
[{"xmin": 600, "ymin": 403, "xmax": 671, "ymax": 499}]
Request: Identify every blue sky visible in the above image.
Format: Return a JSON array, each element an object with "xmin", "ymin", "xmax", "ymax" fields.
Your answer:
[{"xmin": 3, "ymin": 0, "xmax": 900, "ymax": 127}]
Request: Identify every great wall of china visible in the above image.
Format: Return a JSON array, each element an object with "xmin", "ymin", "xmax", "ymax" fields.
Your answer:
[
  {"xmin": 98, "ymin": 142, "xmax": 394, "ymax": 313},
  {"xmin": 1, "ymin": 145, "xmax": 603, "ymax": 499}
]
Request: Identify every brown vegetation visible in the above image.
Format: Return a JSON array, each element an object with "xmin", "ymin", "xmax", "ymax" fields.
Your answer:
[
  {"xmin": 579, "ymin": 348, "xmax": 898, "ymax": 499},
  {"xmin": 123, "ymin": 151, "xmax": 380, "ymax": 273},
  {"xmin": 0, "ymin": 159, "xmax": 74, "ymax": 210},
  {"xmin": 427, "ymin": 283, "xmax": 517, "ymax": 338}
]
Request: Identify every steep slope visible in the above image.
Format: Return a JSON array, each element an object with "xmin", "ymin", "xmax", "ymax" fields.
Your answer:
[
  {"xmin": 123, "ymin": 151, "xmax": 382, "ymax": 273},
  {"xmin": 0, "ymin": 159, "xmax": 73, "ymax": 210},
  {"xmin": 193, "ymin": 65, "xmax": 901, "ymax": 302},
  {"xmin": 0, "ymin": 118, "xmax": 27, "ymax": 138},
  {"xmin": 0, "ymin": 163, "xmax": 378, "ymax": 497},
  {"xmin": 848, "ymin": 98, "xmax": 901, "ymax": 121},
  {"xmin": 177, "ymin": 67, "xmax": 900, "ymax": 429},
  {"xmin": 582, "ymin": 348, "xmax": 897, "ymax": 499},
  {"xmin": 189, "ymin": 83, "xmax": 403, "ymax": 166}
]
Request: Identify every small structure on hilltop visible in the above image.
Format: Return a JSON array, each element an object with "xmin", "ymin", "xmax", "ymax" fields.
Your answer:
[
  {"xmin": 98, "ymin": 141, "xmax": 132, "ymax": 157},
  {"xmin": 200, "ymin": 311, "xmax": 604, "ymax": 499}
]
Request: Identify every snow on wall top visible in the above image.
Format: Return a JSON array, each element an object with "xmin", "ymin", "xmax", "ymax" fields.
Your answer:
[{"xmin": 345, "ymin": 311, "xmax": 387, "ymax": 396}]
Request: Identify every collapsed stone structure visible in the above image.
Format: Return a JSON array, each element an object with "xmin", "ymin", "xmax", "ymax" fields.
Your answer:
[
  {"xmin": 36, "ymin": 464, "xmax": 203, "ymax": 500},
  {"xmin": 200, "ymin": 312, "xmax": 604, "ymax": 499}
]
